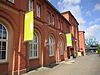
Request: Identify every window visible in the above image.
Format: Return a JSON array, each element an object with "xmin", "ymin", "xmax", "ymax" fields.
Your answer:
[
  {"xmin": 47, "ymin": 12, "xmax": 51, "ymax": 24},
  {"xmin": 29, "ymin": 32, "xmax": 38, "ymax": 59},
  {"xmin": 29, "ymin": 0, "xmax": 33, "ymax": 11},
  {"xmin": 61, "ymin": 22, "xmax": 63, "ymax": 30},
  {"xmin": 36, "ymin": 4, "xmax": 41, "ymax": 17},
  {"xmin": 0, "ymin": 24, "xmax": 8, "ymax": 62},
  {"xmin": 8, "ymin": 0, "xmax": 14, "ymax": 3},
  {"xmin": 59, "ymin": 39, "xmax": 63, "ymax": 55},
  {"xmin": 52, "ymin": 15, "xmax": 54, "ymax": 25},
  {"xmin": 48, "ymin": 36, "xmax": 55, "ymax": 56},
  {"xmin": 81, "ymin": 48, "xmax": 83, "ymax": 50},
  {"xmin": 58, "ymin": 19, "xmax": 60, "ymax": 29}
]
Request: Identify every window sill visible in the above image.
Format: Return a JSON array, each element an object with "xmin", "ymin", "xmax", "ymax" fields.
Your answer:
[
  {"xmin": 7, "ymin": 1, "xmax": 15, "ymax": 5},
  {"xmin": 0, "ymin": 62, "xmax": 8, "ymax": 65},
  {"xmin": 49, "ymin": 55, "xmax": 55, "ymax": 57},
  {"xmin": 36, "ymin": 16, "xmax": 41, "ymax": 19},
  {"xmin": 60, "ymin": 55, "xmax": 64, "ymax": 56},
  {"xmin": 29, "ymin": 58, "xmax": 39, "ymax": 60}
]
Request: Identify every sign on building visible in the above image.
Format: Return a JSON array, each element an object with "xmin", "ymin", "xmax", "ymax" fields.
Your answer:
[
  {"xmin": 24, "ymin": 11, "xmax": 34, "ymax": 41},
  {"xmin": 66, "ymin": 33, "xmax": 72, "ymax": 46}
]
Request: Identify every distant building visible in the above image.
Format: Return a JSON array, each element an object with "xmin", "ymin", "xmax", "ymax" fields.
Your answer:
[
  {"xmin": 89, "ymin": 45, "xmax": 97, "ymax": 52},
  {"xmin": 79, "ymin": 31, "xmax": 86, "ymax": 56}
]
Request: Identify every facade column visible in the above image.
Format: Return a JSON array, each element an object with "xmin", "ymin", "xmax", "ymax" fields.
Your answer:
[{"xmin": 15, "ymin": 11, "xmax": 28, "ymax": 75}]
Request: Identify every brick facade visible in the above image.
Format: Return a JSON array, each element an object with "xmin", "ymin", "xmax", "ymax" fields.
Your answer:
[
  {"xmin": 62, "ymin": 11, "xmax": 79, "ymax": 58},
  {"xmin": 79, "ymin": 31, "xmax": 86, "ymax": 56},
  {"xmin": 0, "ymin": 0, "xmax": 83, "ymax": 75},
  {"xmin": 0, "ymin": 0, "xmax": 28, "ymax": 75}
]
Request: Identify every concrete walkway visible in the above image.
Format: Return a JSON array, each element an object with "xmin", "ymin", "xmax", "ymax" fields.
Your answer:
[{"xmin": 23, "ymin": 54, "xmax": 100, "ymax": 75}]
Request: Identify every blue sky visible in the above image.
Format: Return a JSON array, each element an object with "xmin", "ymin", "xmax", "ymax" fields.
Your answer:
[{"xmin": 48, "ymin": 0, "xmax": 100, "ymax": 43}]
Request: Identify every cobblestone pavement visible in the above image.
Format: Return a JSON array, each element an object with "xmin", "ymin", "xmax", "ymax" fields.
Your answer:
[{"xmin": 23, "ymin": 54, "xmax": 100, "ymax": 75}]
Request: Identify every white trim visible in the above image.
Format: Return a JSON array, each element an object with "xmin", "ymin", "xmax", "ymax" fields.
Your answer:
[
  {"xmin": 60, "ymin": 39, "xmax": 63, "ymax": 55},
  {"xmin": 29, "ymin": 0, "xmax": 33, "ymax": 11},
  {"xmin": 52, "ymin": 15, "xmax": 54, "ymax": 25},
  {"xmin": 0, "ymin": 24, "xmax": 8, "ymax": 62},
  {"xmin": 48, "ymin": 12, "xmax": 51, "ymax": 24},
  {"xmin": 29, "ymin": 32, "xmax": 39, "ymax": 59},
  {"xmin": 36, "ymin": 4, "xmax": 41, "ymax": 17},
  {"xmin": 8, "ymin": 0, "xmax": 14, "ymax": 3},
  {"xmin": 0, "ymin": 60, "xmax": 7, "ymax": 63},
  {"xmin": 49, "ymin": 36, "xmax": 55, "ymax": 56}
]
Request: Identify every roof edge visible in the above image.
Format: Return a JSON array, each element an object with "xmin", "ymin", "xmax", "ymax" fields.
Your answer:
[
  {"xmin": 45, "ymin": 0, "xmax": 71, "ymax": 26},
  {"xmin": 61, "ymin": 11, "xmax": 79, "ymax": 25},
  {"xmin": 79, "ymin": 31, "xmax": 85, "ymax": 33}
]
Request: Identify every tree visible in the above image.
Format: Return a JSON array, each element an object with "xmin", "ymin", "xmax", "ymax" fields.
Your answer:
[
  {"xmin": 85, "ymin": 37, "xmax": 99, "ymax": 53},
  {"xmin": 96, "ymin": 44, "xmax": 100, "ymax": 54},
  {"xmin": 85, "ymin": 37, "xmax": 98, "ymax": 46}
]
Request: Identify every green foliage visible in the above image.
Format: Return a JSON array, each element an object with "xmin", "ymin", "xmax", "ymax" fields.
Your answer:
[
  {"xmin": 85, "ymin": 37, "xmax": 98, "ymax": 46},
  {"xmin": 96, "ymin": 44, "xmax": 100, "ymax": 54},
  {"xmin": 85, "ymin": 37, "xmax": 100, "ymax": 53},
  {"xmin": 97, "ymin": 44, "xmax": 100, "ymax": 50}
]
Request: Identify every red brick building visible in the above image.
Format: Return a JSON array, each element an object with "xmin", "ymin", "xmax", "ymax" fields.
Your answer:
[
  {"xmin": 0, "ymin": 0, "xmax": 86, "ymax": 74},
  {"xmin": 79, "ymin": 31, "xmax": 86, "ymax": 56},
  {"xmin": 62, "ymin": 11, "xmax": 79, "ymax": 58},
  {"xmin": 28, "ymin": 0, "xmax": 71, "ymax": 71},
  {"xmin": 0, "ymin": 0, "xmax": 72, "ymax": 75},
  {"xmin": 0, "ymin": 0, "xmax": 28, "ymax": 75}
]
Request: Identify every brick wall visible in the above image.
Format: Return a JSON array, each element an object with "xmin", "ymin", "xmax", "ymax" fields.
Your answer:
[{"xmin": 79, "ymin": 31, "xmax": 86, "ymax": 55}]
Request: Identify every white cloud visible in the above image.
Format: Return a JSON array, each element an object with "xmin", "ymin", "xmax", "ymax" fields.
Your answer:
[
  {"xmin": 57, "ymin": 0, "xmax": 100, "ymax": 42},
  {"xmin": 94, "ymin": 3, "xmax": 100, "ymax": 11},
  {"xmin": 78, "ymin": 25, "xmax": 86, "ymax": 31},
  {"xmin": 62, "ymin": 0, "xmax": 81, "ymax": 4},
  {"xmin": 85, "ymin": 11, "xmax": 91, "ymax": 16},
  {"xmin": 85, "ymin": 25, "xmax": 100, "ymax": 41},
  {"xmin": 89, "ymin": 18, "xmax": 100, "ymax": 25},
  {"xmin": 57, "ymin": 0, "xmax": 86, "ymax": 25},
  {"xmin": 79, "ymin": 25, "xmax": 100, "ymax": 43}
]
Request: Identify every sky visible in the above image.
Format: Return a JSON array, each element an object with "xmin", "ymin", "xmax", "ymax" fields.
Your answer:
[{"xmin": 48, "ymin": 0, "xmax": 100, "ymax": 43}]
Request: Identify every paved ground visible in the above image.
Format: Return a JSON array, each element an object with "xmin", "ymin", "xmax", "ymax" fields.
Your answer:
[{"xmin": 23, "ymin": 54, "xmax": 100, "ymax": 75}]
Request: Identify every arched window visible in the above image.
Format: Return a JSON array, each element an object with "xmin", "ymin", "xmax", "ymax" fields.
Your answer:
[
  {"xmin": 0, "ymin": 24, "xmax": 8, "ymax": 62},
  {"xmin": 48, "ymin": 36, "xmax": 55, "ymax": 56},
  {"xmin": 60, "ymin": 39, "xmax": 63, "ymax": 55},
  {"xmin": 29, "ymin": 32, "xmax": 38, "ymax": 59}
]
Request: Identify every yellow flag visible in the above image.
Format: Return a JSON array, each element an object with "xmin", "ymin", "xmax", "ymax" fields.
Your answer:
[
  {"xmin": 66, "ymin": 33, "xmax": 72, "ymax": 46},
  {"xmin": 24, "ymin": 11, "xmax": 34, "ymax": 41}
]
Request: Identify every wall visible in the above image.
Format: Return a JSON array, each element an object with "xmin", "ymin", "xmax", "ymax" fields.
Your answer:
[
  {"xmin": 0, "ymin": 0, "xmax": 72, "ymax": 74},
  {"xmin": 28, "ymin": 0, "xmax": 70, "ymax": 69},
  {"xmin": 62, "ymin": 11, "xmax": 79, "ymax": 57},
  {"xmin": 0, "ymin": 0, "xmax": 28, "ymax": 74},
  {"xmin": 79, "ymin": 31, "xmax": 86, "ymax": 56}
]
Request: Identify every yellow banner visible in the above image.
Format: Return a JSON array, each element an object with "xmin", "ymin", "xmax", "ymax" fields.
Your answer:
[
  {"xmin": 24, "ymin": 11, "xmax": 34, "ymax": 41},
  {"xmin": 66, "ymin": 33, "xmax": 72, "ymax": 46}
]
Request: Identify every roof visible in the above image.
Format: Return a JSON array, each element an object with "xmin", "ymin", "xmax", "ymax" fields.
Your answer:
[
  {"xmin": 45, "ymin": 0, "xmax": 71, "ymax": 26},
  {"xmin": 61, "ymin": 11, "xmax": 79, "ymax": 25},
  {"xmin": 79, "ymin": 31, "xmax": 85, "ymax": 33},
  {"xmin": 90, "ymin": 45, "xmax": 97, "ymax": 47}
]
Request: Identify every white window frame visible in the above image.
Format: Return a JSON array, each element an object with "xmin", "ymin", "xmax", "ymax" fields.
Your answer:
[
  {"xmin": 59, "ymin": 39, "xmax": 63, "ymax": 55},
  {"xmin": 58, "ymin": 19, "xmax": 60, "ymax": 29},
  {"xmin": 48, "ymin": 36, "xmax": 55, "ymax": 56},
  {"xmin": 29, "ymin": 32, "xmax": 39, "ymax": 59},
  {"xmin": 48, "ymin": 12, "xmax": 51, "ymax": 24},
  {"xmin": 52, "ymin": 15, "xmax": 54, "ymax": 25},
  {"xmin": 8, "ymin": 0, "xmax": 14, "ymax": 3},
  {"xmin": 61, "ymin": 22, "xmax": 63, "ymax": 30},
  {"xmin": 36, "ymin": 4, "xmax": 40, "ymax": 17},
  {"xmin": 0, "ymin": 24, "xmax": 8, "ymax": 62},
  {"xmin": 29, "ymin": 0, "xmax": 33, "ymax": 11}
]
